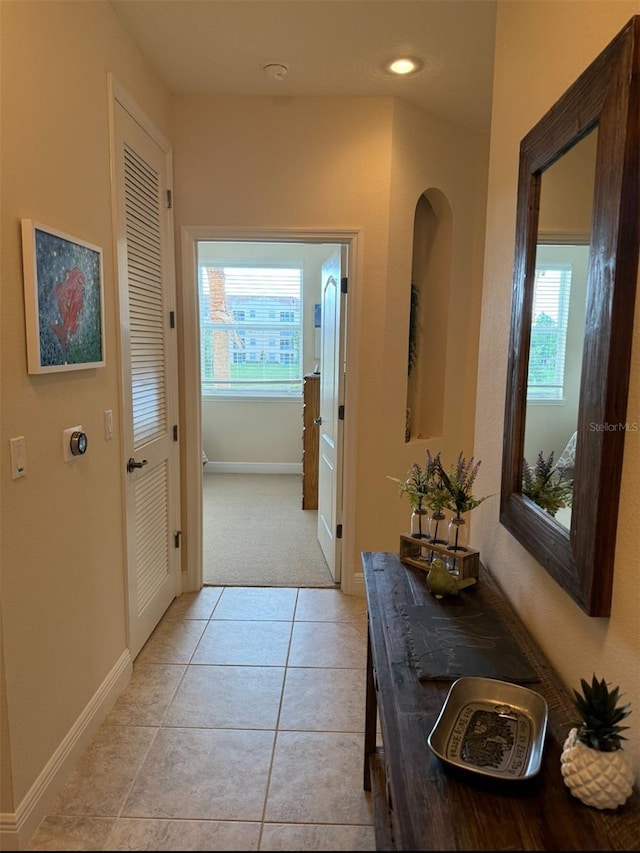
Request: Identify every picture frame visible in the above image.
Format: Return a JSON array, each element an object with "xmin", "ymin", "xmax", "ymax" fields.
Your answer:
[{"xmin": 21, "ymin": 219, "xmax": 105, "ymax": 374}]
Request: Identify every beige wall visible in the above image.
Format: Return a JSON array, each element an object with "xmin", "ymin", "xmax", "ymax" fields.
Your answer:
[
  {"xmin": 0, "ymin": 0, "xmax": 171, "ymax": 839},
  {"xmin": 475, "ymin": 0, "xmax": 640, "ymax": 773},
  {"xmin": 202, "ymin": 399, "xmax": 304, "ymax": 466},
  {"xmin": 171, "ymin": 94, "xmax": 489, "ymax": 587}
]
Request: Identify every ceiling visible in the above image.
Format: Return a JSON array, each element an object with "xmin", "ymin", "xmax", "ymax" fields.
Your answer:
[{"xmin": 109, "ymin": 0, "xmax": 497, "ymax": 133}]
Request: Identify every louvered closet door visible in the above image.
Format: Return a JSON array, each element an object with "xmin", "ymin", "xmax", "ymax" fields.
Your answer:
[{"xmin": 113, "ymin": 97, "xmax": 180, "ymax": 659}]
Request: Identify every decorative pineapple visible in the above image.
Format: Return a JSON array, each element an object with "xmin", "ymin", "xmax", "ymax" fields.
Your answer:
[{"xmin": 560, "ymin": 674, "xmax": 634, "ymax": 809}]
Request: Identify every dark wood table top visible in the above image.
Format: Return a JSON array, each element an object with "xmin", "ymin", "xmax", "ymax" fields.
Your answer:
[{"xmin": 362, "ymin": 551, "xmax": 640, "ymax": 851}]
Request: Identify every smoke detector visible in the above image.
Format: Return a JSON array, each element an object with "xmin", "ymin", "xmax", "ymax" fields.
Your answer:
[{"xmin": 262, "ymin": 62, "xmax": 289, "ymax": 82}]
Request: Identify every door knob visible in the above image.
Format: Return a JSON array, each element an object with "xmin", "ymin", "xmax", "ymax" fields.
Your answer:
[
  {"xmin": 127, "ymin": 457, "xmax": 148, "ymax": 473},
  {"xmin": 313, "ymin": 417, "xmax": 322, "ymax": 425}
]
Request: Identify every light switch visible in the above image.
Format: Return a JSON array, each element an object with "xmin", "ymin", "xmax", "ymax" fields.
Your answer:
[
  {"xmin": 10, "ymin": 436, "xmax": 26, "ymax": 479},
  {"xmin": 104, "ymin": 409, "xmax": 113, "ymax": 441}
]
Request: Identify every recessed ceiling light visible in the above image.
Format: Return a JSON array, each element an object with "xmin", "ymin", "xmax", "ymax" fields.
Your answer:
[{"xmin": 385, "ymin": 57, "xmax": 424, "ymax": 76}]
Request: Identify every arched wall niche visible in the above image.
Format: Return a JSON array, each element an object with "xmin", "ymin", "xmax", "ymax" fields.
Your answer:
[{"xmin": 406, "ymin": 188, "xmax": 453, "ymax": 442}]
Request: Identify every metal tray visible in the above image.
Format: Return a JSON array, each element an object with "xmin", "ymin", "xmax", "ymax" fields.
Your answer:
[{"xmin": 427, "ymin": 676, "xmax": 548, "ymax": 781}]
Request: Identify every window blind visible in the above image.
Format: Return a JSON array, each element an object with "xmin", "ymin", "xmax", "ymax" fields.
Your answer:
[
  {"xmin": 198, "ymin": 263, "xmax": 303, "ymax": 397},
  {"xmin": 527, "ymin": 264, "xmax": 572, "ymax": 401}
]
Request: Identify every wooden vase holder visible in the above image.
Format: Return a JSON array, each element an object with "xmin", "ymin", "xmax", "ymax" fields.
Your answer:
[{"xmin": 399, "ymin": 534, "xmax": 480, "ymax": 581}]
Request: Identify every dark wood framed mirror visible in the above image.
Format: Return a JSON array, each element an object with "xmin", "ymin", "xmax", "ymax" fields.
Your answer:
[{"xmin": 501, "ymin": 16, "xmax": 640, "ymax": 617}]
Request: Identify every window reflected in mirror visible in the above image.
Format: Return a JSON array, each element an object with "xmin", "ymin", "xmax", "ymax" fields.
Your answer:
[{"xmin": 522, "ymin": 129, "xmax": 597, "ymax": 530}]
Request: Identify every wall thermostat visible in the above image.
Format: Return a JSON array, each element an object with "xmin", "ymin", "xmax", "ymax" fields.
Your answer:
[
  {"xmin": 70, "ymin": 430, "xmax": 88, "ymax": 456},
  {"xmin": 63, "ymin": 425, "xmax": 87, "ymax": 462}
]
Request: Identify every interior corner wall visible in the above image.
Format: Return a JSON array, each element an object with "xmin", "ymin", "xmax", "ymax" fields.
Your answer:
[
  {"xmin": 380, "ymin": 98, "xmax": 490, "ymax": 551},
  {"xmin": 474, "ymin": 0, "xmax": 640, "ymax": 774},
  {"xmin": 0, "ymin": 0, "xmax": 172, "ymax": 842}
]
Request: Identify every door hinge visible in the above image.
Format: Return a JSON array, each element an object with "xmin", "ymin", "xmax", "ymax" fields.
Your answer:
[
  {"xmin": 173, "ymin": 424, "xmax": 178, "ymax": 442},
  {"xmin": 166, "ymin": 189, "xmax": 172, "ymax": 209},
  {"xmin": 338, "ymin": 404, "xmax": 345, "ymax": 420},
  {"xmin": 169, "ymin": 310, "xmax": 175, "ymax": 328},
  {"xmin": 174, "ymin": 530, "xmax": 182, "ymax": 548},
  {"xmin": 341, "ymin": 276, "xmax": 348, "ymax": 294},
  {"xmin": 336, "ymin": 524, "xmax": 343, "ymax": 539}
]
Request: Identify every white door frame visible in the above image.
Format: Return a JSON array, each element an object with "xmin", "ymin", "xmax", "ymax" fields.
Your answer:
[{"xmin": 179, "ymin": 226, "xmax": 361, "ymax": 595}]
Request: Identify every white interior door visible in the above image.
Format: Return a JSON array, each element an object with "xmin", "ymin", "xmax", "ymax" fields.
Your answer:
[
  {"xmin": 112, "ymin": 93, "xmax": 180, "ymax": 659},
  {"xmin": 317, "ymin": 246, "xmax": 347, "ymax": 582}
]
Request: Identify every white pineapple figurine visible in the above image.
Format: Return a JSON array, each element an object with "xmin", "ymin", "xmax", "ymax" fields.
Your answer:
[{"xmin": 560, "ymin": 674, "xmax": 634, "ymax": 809}]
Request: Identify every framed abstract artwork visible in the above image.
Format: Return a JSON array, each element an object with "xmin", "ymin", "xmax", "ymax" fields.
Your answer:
[{"xmin": 21, "ymin": 219, "xmax": 105, "ymax": 373}]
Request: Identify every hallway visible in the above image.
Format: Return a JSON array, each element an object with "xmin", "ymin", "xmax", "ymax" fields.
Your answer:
[{"xmin": 26, "ymin": 586, "xmax": 375, "ymax": 851}]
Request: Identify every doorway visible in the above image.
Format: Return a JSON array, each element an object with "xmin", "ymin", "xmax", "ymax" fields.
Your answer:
[
  {"xmin": 198, "ymin": 239, "xmax": 342, "ymax": 586},
  {"xmin": 179, "ymin": 229, "xmax": 357, "ymax": 593}
]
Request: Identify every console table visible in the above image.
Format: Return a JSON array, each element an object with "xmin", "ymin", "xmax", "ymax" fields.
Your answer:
[{"xmin": 362, "ymin": 551, "xmax": 639, "ymax": 851}]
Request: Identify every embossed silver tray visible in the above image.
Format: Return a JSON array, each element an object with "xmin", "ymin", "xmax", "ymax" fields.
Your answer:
[{"xmin": 427, "ymin": 676, "xmax": 548, "ymax": 781}]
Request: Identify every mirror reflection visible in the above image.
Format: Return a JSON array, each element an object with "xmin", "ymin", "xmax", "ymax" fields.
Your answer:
[
  {"xmin": 522, "ymin": 130, "xmax": 597, "ymax": 530},
  {"xmin": 501, "ymin": 16, "xmax": 640, "ymax": 616}
]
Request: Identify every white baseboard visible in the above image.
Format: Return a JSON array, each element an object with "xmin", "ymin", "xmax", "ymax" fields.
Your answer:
[
  {"xmin": 204, "ymin": 461, "xmax": 302, "ymax": 475},
  {"xmin": 0, "ymin": 650, "xmax": 132, "ymax": 851}
]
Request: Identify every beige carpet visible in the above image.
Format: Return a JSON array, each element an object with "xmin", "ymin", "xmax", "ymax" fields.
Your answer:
[{"xmin": 202, "ymin": 473, "xmax": 336, "ymax": 587}]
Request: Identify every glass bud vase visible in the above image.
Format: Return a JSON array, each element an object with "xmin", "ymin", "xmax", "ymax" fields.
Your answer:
[
  {"xmin": 429, "ymin": 510, "xmax": 447, "ymax": 545},
  {"xmin": 447, "ymin": 515, "xmax": 468, "ymax": 552},
  {"xmin": 446, "ymin": 515, "xmax": 468, "ymax": 578},
  {"xmin": 410, "ymin": 507, "xmax": 429, "ymax": 539}
]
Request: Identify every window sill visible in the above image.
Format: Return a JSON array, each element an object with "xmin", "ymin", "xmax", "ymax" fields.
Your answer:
[{"xmin": 201, "ymin": 395, "xmax": 303, "ymax": 404}]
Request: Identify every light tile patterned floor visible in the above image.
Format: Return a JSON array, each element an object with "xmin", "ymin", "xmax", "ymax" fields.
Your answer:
[{"xmin": 27, "ymin": 587, "xmax": 376, "ymax": 851}]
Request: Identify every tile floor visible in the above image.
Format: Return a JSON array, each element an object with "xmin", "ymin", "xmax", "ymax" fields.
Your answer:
[{"xmin": 27, "ymin": 586, "xmax": 376, "ymax": 851}]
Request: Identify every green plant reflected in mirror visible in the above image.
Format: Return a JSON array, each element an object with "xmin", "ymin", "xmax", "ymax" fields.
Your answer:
[{"xmin": 500, "ymin": 17, "xmax": 640, "ymax": 616}]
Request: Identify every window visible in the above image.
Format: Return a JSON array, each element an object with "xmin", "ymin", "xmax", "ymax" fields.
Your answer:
[
  {"xmin": 198, "ymin": 261, "xmax": 303, "ymax": 397},
  {"xmin": 527, "ymin": 263, "xmax": 572, "ymax": 401}
]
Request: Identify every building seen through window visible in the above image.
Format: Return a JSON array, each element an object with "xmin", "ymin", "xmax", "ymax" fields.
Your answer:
[{"xmin": 198, "ymin": 263, "xmax": 303, "ymax": 397}]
